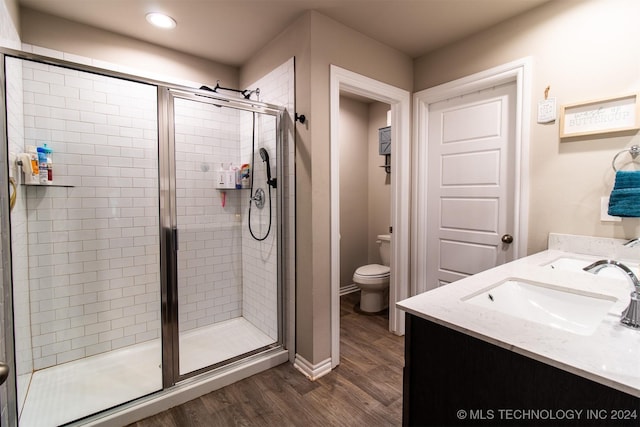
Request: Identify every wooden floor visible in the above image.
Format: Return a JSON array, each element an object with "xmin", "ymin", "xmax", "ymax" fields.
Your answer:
[{"xmin": 128, "ymin": 292, "xmax": 405, "ymax": 426}]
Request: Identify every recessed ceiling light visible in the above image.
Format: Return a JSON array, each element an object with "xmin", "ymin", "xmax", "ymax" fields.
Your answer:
[{"xmin": 145, "ymin": 12, "xmax": 177, "ymax": 29}]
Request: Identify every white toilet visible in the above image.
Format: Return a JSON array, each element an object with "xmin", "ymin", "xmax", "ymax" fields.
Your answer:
[{"xmin": 352, "ymin": 234, "xmax": 391, "ymax": 313}]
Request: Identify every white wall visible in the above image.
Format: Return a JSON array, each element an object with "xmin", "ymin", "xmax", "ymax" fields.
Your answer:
[
  {"xmin": 339, "ymin": 96, "xmax": 369, "ymax": 288},
  {"xmin": 367, "ymin": 102, "xmax": 391, "ymax": 261}
]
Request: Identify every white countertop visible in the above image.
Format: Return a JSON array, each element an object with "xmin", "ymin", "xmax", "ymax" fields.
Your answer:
[{"xmin": 397, "ymin": 247, "xmax": 640, "ymax": 398}]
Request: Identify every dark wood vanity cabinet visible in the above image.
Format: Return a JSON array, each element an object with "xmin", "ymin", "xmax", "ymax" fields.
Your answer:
[{"xmin": 403, "ymin": 314, "xmax": 640, "ymax": 426}]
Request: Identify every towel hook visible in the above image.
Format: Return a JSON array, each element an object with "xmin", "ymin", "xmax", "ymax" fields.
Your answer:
[{"xmin": 612, "ymin": 145, "xmax": 640, "ymax": 171}]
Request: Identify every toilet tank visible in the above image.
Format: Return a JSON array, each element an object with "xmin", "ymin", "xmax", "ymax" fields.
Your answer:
[{"xmin": 377, "ymin": 234, "xmax": 391, "ymax": 266}]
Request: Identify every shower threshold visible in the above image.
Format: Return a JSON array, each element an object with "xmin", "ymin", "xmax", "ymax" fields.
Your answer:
[{"xmin": 19, "ymin": 317, "xmax": 274, "ymax": 427}]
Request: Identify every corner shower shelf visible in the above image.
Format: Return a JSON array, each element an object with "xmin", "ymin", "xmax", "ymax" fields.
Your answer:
[{"xmin": 217, "ymin": 187, "xmax": 249, "ymax": 207}]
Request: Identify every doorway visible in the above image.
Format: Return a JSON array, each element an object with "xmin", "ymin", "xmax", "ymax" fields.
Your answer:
[
  {"xmin": 329, "ymin": 66, "xmax": 411, "ymax": 368},
  {"xmin": 338, "ymin": 94, "xmax": 391, "ymax": 298},
  {"xmin": 412, "ymin": 58, "xmax": 531, "ymax": 294}
]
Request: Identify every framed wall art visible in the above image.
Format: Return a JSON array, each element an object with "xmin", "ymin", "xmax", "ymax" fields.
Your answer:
[{"xmin": 559, "ymin": 93, "xmax": 639, "ymax": 138}]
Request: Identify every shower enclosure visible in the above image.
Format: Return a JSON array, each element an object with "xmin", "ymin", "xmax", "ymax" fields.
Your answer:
[{"xmin": 1, "ymin": 51, "xmax": 287, "ymax": 426}]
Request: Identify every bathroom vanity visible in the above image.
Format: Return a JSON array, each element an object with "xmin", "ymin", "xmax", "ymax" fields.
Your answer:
[{"xmin": 397, "ymin": 234, "xmax": 640, "ymax": 426}]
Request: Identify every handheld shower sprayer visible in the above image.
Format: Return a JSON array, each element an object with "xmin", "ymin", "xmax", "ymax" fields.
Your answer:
[
  {"xmin": 259, "ymin": 148, "xmax": 277, "ymax": 188},
  {"xmin": 248, "ymin": 112, "xmax": 274, "ymax": 242}
]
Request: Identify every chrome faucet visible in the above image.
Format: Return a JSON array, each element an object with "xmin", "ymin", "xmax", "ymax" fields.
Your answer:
[
  {"xmin": 623, "ymin": 238, "xmax": 640, "ymax": 247},
  {"xmin": 583, "ymin": 260, "xmax": 640, "ymax": 329}
]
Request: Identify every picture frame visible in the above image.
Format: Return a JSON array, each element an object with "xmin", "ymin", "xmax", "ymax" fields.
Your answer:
[{"xmin": 559, "ymin": 93, "xmax": 640, "ymax": 138}]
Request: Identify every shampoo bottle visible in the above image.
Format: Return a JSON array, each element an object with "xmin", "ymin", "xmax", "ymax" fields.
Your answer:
[
  {"xmin": 241, "ymin": 164, "xmax": 250, "ymax": 188},
  {"xmin": 37, "ymin": 144, "xmax": 53, "ymax": 184},
  {"xmin": 37, "ymin": 146, "xmax": 48, "ymax": 184},
  {"xmin": 27, "ymin": 145, "xmax": 39, "ymax": 184}
]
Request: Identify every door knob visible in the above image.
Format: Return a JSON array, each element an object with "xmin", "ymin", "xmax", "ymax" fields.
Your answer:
[
  {"xmin": 0, "ymin": 362, "xmax": 9, "ymax": 386},
  {"xmin": 501, "ymin": 234, "xmax": 514, "ymax": 244}
]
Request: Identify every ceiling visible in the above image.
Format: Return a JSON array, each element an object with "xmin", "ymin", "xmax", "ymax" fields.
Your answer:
[{"xmin": 18, "ymin": 0, "xmax": 550, "ymax": 67}]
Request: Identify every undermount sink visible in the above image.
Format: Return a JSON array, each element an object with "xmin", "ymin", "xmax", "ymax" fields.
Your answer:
[{"xmin": 463, "ymin": 279, "xmax": 617, "ymax": 336}]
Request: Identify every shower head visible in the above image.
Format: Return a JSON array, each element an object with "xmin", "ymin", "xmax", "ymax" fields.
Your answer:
[
  {"xmin": 259, "ymin": 147, "xmax": 269, "ymax": 163},
  {"xmin": 258, "ymin": 148, "xmax": 276, "ymax": 189}
]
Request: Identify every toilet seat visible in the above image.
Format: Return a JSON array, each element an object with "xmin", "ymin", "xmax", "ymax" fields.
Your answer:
[{"xmin": 353, "ymin": 264, "xmax": 390, "ymax": 284}]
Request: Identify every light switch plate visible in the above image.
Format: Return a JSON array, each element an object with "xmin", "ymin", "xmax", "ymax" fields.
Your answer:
[{"xmin": 601, "ymin": 196, "xmax": 622, "ymax": 222}]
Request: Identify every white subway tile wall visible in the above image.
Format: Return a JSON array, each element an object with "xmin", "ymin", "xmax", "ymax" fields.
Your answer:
[
  {"xmin": 242, "ymin": 59, "xmax": 295, "ymax": 341},
  {"xmin": 174, "ymin": 57, "xmax": 293, "ymax": 341},
  {"xmin": 174, "ymin": 98, "xmax": 244, "ymax": 331},
  {"xmin": 21, "ymin": 60, "xmax": 160, "ymax": 370},
  {"xmin": 240, "ymin": 110, "xmax": 278, "ymax": 340}
]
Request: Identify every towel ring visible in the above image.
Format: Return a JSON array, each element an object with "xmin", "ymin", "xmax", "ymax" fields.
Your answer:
[{"xmin": 612, "ymin": 145, "xmax": 640, "ymax": 171}]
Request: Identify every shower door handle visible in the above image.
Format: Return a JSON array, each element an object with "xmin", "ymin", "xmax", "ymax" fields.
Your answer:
[
  {"xmin": 0, "ymin": 362, "xmax": 9, "ymax": 386},
  {"xmin": 173, "ymin": 227, "xmax": 179, "ymax": 251}
]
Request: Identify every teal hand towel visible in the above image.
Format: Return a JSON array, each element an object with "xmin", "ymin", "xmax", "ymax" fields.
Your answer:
[{"xmin": 608, "ymin": 170, "xmax": 640, "ymax": 217}]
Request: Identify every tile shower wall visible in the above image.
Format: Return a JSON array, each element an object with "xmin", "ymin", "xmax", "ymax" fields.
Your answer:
[
  {"xmin": 174, "ymin": 98, "xmax": 244, "ymax": 331},
  {"xmin": 174, "ymin": 58, "xmax": 293, "ymax": 340},
  {"xmin": 241, "ymin": 59, "xmax": 295, "ymax": 340},
  {"xmin": 20, "ymin": 60, "xmax": 160, "ymax": 370}
]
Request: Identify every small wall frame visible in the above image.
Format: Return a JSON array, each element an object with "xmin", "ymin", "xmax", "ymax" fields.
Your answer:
[{"xmin": 559, "ymin": 93, "xmax": 640, "ymax": 138}]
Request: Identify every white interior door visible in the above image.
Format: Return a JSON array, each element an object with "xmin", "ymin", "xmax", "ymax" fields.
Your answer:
[{"xmin": 426, "ymin": 82, "xmax": 516, "ymax": 288}]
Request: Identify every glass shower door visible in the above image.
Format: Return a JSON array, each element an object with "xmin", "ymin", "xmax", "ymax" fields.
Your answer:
[
  {"xmin": 170, "ymin": 92, "xmax": 282, "ymax": 378},
  {"xmin": 5, "ymin": 56, "xmax": 163, "ymax": 425}
]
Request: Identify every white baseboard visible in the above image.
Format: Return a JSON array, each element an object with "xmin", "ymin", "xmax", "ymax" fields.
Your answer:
[{"xmin": 293, "ymin": 354, "xmax": 332, "ymax": 381}]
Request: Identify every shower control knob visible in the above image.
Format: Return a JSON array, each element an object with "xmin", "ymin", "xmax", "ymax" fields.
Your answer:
[{"xmin": 501, "ymin": 234, "xmax": 514, "ymax": 244}]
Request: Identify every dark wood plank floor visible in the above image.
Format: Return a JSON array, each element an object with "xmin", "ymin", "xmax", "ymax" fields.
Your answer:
[{"xmin": 128, "ymin": 292, "xmax": 404, "ymax": 426}]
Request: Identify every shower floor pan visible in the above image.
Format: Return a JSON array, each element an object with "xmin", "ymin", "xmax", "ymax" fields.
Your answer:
[{"xmin": 19, "ymin": 317, "xmax": 274, "ymax": 427}]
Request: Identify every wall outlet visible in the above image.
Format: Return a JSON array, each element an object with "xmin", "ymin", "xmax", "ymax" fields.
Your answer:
[{"xmin": 601, "ymin": 196, "xmax": 622, "ymax": 222}]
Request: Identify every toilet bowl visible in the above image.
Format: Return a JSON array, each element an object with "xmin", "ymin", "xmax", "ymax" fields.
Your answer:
[{"xmin": 353, "ymin": 234, "xmax": 391, "ymax": 313}]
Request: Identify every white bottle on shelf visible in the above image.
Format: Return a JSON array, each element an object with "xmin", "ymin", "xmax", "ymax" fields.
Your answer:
[{"xmin": 217, "ymin": 163, "xmax": 227, "ymax": 188}]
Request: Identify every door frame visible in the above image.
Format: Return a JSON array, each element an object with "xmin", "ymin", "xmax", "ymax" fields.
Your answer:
[
  {"xmin": 330, "ymin": 66, "xmax": 411, "ymax": 367},
  {"xmin": 412, "ymin": 58, "xmax": 532, "ymax": 295}
]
